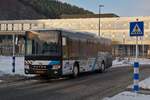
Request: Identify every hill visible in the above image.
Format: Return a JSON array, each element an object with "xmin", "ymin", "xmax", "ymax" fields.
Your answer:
[
  {"xmin": 19, "ymin": 0, "xmax": 94, "ymax": 19},
  {"xmin": 0, "ymin": 0, "xmax": 46, "ymax": 20},
  {"xmin": 0, "ymin": 0, "xmax": 94, "ymax": 20}
]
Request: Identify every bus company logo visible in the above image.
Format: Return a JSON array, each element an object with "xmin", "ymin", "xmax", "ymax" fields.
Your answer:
[{"xmin": 64, "ymin": 62, "xmax": 69, "ymax": 68}]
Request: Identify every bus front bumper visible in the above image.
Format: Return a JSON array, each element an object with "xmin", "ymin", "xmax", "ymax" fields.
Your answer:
[{"xmin": 25, "ymin": 68, "xmax": 62, "ymax": 77}]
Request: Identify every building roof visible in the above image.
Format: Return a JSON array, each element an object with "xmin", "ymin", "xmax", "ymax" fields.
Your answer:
[{"xmin": 60, "ymin": 13, "xmax": 119, "ymax": 19}]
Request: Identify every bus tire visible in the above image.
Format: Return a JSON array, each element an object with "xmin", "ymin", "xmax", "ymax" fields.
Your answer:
[
  {"xmin": 72, "ymin": 65, "xmax": 79, "ymax": 78},
  {"xmin": 100, "ymin": 62, "xmax": 105, "ymax": 73}
]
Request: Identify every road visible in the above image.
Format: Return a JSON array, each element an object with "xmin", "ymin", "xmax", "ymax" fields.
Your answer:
[{"xmin": 0, "ymin": 65, "xmax": 150, "ymax": 100}]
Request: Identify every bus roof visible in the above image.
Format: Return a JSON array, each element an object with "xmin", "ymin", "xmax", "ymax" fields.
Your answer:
[{"xmin": 26, "ymin": 28, "xmax": 111, "ymax": 42}]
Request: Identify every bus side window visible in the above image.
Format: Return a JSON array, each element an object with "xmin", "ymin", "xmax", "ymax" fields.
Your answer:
[
  {"xmin": 32, "ymin": 40, "xmax": 35, "ymax": 54},
  {"xmin": 62, "ymin": 37, "xmax": 68, "ymax": 59},
  {"xmin": 62, "ymin": 37, "xmax": 66, "ymax": 46}
]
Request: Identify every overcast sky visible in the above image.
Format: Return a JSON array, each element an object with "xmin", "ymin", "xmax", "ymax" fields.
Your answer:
[{"xmin": 58, "ymin": 0, "xmax": 150, "ymax": 17}]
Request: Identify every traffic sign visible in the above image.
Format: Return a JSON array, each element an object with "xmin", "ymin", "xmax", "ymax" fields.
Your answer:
[
  {"xmin": 129, "ymin": 20, "xmax": 144, "ymax": 93},
  {"xmin": 130, "ymin": 21, "xmax": 144, "ymax": 36}
]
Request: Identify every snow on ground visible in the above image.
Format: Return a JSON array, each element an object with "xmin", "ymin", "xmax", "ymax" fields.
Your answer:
[
  {"xmin": 0, "ymin": 56, "xmax": 25, "ymax": 76},
  {"xmin": 112, "ymin": 59, "xmax": 130, "ymax": 68},
  {"xmin": 139, "ymin": 77, "xmax": 150, "ymax": 90},
  {"xmin": 112, "ymin": 58, "xmax": 150, "ymax": 68},
  {"xmin": 104, "ymin": 76, "xmax": 150, "ymax": 100},
  {"xmin": 129, "ymin": 58, "xmax": 150, "ymax": 65},
  {"xmin": 103, "ymin": 91, "xmax": 150, "ymax": 100}
]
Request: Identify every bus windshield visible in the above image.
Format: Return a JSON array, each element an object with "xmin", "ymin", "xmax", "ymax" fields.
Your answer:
[{"xmin": 25, "ymin": 30, "xmax": 61, "ymax": 56}]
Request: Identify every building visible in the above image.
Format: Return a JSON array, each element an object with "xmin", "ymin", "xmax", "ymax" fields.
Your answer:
[
  {"xmin": 60, "ymin": 13, "xmax": 119, "ymax": 19},
  {"xmin": 0, "ymin": 16, "xmax": 150, "ymax": 57}
]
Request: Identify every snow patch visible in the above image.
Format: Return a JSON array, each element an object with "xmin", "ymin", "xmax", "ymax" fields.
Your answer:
[
  {"xmin": 0, "ymin": 56, "xmax": 25, "ymax": 76},
  {"xmin": 139, "ymin": 77, "xmax": 150, "ymax": 90},
  {"xmin": 103, "ymin": 91, "xmax": 150, "ymax": 100},
  {"xmin": 112, "ymin": 58, "xmax": 150, "ymax": 68},
  {"xmin": 112, "ymin": 58, "xmax": 131, "ymax": 68}
]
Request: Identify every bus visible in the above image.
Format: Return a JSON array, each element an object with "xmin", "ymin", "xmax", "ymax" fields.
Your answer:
[{"xmin": 24, "ymin": 29, "xmax": 112, "ymax": 77}]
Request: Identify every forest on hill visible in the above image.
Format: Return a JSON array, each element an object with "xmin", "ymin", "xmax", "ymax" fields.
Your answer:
[
  {"xmin": 19, "ymin": 0, "xmax": 94, "ymax": 19},
  {"xmin": 0, "ymin": 0, "xmax": 94, "ymax": 20}
]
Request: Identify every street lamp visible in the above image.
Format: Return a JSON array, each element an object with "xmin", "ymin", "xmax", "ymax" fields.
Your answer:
[
  {"xmin": 123, "ymin": 33, "xmax": 126, "ymax": 57},
  {"xmin": 98, "ymin": 4, "xmax": 104, "ymax": 37},
  {"xmin": 123, "ymin": 32, "xmax": 126, "ymax": 44}
]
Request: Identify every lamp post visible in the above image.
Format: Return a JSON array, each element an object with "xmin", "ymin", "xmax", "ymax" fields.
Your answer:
[
  {"xmin": 98, "ymin": 4, "xmax": 104, "ymax": 36},
  {"xmin": 113, "ymin": 18, "xmax": 119, "ymax": 57},
  {"xmin": 123, "ymin": 33, "xmax": 126, "ymax": 57}
]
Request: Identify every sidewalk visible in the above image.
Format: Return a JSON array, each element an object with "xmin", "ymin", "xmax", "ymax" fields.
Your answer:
[{"xmin": 103, "ymin": 77, "xmax": 150, "ymax": 100}]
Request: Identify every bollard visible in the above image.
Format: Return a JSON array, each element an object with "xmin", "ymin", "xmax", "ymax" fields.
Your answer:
[
  {"xmin": 12, "ymin": 56, "xmax": 15, "ymax": 73},
  {"xmin": 133, "ymin": 62, "xmax": 139, "ymax": 92}
]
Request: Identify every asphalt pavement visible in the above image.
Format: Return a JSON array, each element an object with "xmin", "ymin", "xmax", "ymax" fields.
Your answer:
[{"xmin": 0, "ymin": 65, "xmax": 150, "ymax": 100}]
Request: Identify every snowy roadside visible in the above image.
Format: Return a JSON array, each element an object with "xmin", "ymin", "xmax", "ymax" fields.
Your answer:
[
  {"xmin": 107, "ymin": 59, "xmax": 150, "ymax": 100},
  {"xmin": 103, "ymin": 91, "xmax": 150, "ymax": 100},
  {"xmin": 0, "ymin": 56, "xmax": 150, "ymax": 76},
  {"xmin": 112, "ymin": 59, "xmax": 130, "ymax": 68},
  {"xmin": 103, "ymin": 76, "xmax": 150, "ymax": 100},
  {"xmin": 139, "ymin": 77, "xmax": 150, "ymax": 90},
  {"xmin": 0, "ymin": 56, "xmax": 25, "ymax": 76},
  {"xmin": 127, "ymin": 77, "xmax": 150, "ymax": 90},
  {"xmin": 112, "ymin": 58, "xmax": 150, "ymax": 68},
  {"xmin": 107, "ymin": 58, "xmax": 150, "ymax": 100}
]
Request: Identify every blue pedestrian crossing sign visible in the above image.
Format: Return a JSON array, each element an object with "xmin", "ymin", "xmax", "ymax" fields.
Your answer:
[{"xmin": 130, "ymin": 21, "xmax": 144, "ymax": 36}]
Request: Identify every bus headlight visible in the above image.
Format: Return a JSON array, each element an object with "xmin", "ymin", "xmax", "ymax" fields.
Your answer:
[{"xmin": 52, "ymin": 65, "xmax": 61, "ymax": 70}]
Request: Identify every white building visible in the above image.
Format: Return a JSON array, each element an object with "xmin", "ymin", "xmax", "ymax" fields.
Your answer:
[{"xmin": 0, "ymin": 16, "xmax": 150, "ymax": 57}]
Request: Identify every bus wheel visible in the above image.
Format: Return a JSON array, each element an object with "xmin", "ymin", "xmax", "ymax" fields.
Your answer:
[
  {"xmin": 100, "ymin": 62, "xmax": 105, "ymax": 73},
  {"xmin": 72, "ymin": 65, "xmax": 79, "ymax": 78}
]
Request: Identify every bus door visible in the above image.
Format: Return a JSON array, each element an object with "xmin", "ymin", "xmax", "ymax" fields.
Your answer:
[{"xmin": 62, "ymin": 37, "xmax": 72, "ymax": 75}]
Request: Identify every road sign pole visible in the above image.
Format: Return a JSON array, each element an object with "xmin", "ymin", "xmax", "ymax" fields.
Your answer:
[
  {"xmin": 129, "ymin": 20, "xmax": 144, "ymax": 93},
  {"xmin": 133, "ymin": 36, "xmax": 139, "ymax": 92},
  {"xmin": 136, "ymin": 36, "xmax": 138, "ymax": 59},
  {"xmin": 134, "ymin": 19, "xmax": 140, "ymax": 93},
  {"xmin": 142, "ymin": 37, "xmax": 145, "ymax": 57}
]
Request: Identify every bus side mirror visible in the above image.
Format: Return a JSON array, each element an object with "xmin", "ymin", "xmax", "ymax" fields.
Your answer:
[{"xmin": 62, "ymin": 37, "xmax": 66, "ymax": 46}]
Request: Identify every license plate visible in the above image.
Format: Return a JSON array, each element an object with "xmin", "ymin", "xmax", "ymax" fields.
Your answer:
[
  {"xmin": 33, "ymin": 66, "xmax": 43, "ymax": 69},
  {"xmin": 35, "ymin": 70, "xmax": 45, "ymax": 74}
]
